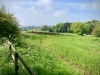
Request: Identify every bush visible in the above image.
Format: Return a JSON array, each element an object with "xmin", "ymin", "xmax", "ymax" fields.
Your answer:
[
  {"xmin": 0, "ymin": 6, "xmax": 21, "ymax": 41},
  {"xmin": 92, "ymin": 26, "xmax": 100, "ymax": 37}
]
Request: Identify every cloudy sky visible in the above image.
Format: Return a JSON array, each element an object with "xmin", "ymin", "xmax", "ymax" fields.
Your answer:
[{"xmin": 0, "ymin": 0, "xmax": 100, "ymax": 26}]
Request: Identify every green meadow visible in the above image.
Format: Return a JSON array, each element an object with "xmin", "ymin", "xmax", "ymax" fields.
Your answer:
[{"xmin": 0, "ymin": 33, "xmax": 100, "ymax": 75}]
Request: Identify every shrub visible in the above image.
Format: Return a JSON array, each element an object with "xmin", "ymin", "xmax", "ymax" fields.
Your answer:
[
  {"xmin": 92, "ymin": 26, "xmax": 100, "ymax": 37},
  {"xmin": 0, "ymin": 6, "xmax": 21, "ymax": 41}
]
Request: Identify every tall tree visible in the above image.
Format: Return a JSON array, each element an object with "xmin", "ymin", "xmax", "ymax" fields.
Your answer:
[
  {"xmin": 0, "ymin": 6, "xmax": 21, "ymax": 41},
  {"xmin": 41, "ymin": 25, "xmax": 50, "ymax": 31},
  {"xmin": 84, "ymin": 22, "xmax": 94, "ymax": 34},
  {"xmin": 71, "ymin": 22, "xmax": 86, "ymax": 35},
  {"xmin": 53, "ymin": 24, "xmax": 60, "ymax": 32},
  {"xmin": 49, "ymin": 27, "xmax": 53, "ymax": 32},
  {"xmin": 92, "ymin": 21, "xmax": 100, "ymax": 37},
  {"xmin": 53, "ymin": 22, "xmax": 71, "ymax": 32},
  {"xmin": 64, "ymin": 22, "xmax": 71, "ymax": 32}
]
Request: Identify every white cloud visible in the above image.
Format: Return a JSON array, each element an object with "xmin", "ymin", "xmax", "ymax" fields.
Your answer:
[
  {"xmin": 79, "ymin": 1, "xmax": 100, "ymax": 10},
  {"xmin": 35, "ymin": 0, "xmax": 53, "ymax": 10},
  {"xmin": 45, "ymin": 5, "xmax": 53, "ymax": 11},
  {"xmin": 0, "ymin": 0, "xmax": 22, "ymax": 11},
  {"xmin": 54, "ymin": 8, "xmax": 69, "ymax": 17},
  {"xmin": 92, "ymin": 1, "xmax": 100, "ymax": 10},
  {"xmin": 36, "ymin": 0, "xmax": 53, "ymax": 7},
  {"xmin": 0, "ymin": 0, "xmax": 100, "ymax": 26},
  {"xmin": 20, "ymin": 1, "xmax": 35, "ymax": 5},
  {"xmin": 25, "ymin": 6, "xmax": 39, "ymax": 15},
  {"xmin": 11, "ymin": 3, "xmax": 21, "ymax": 10},
  {"xmin": 80, "ymin": 3, "xmax": 88, "ymax": 10}
]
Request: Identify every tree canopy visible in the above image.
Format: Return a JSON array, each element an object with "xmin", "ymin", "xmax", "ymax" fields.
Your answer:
[
  {"xmin": 70, "ymin": 22, "xmax": 94, "ymax": 35},
  {"xmin": 40, "ymin": 19, "xmax": 100, "ymax": 37},
  {"xmin": 70, "ymin": 22, "xmax": 85, "ymax": 35},
  {"xmin": 92, "ymin": 21, "xmax": 100, "ymax": 37},
  {"xmin": 41, "ymin": 25, "xmax": 50, "ymax": 31},
  {"xmin": 0, "ymin": 6, "xmax": 21, "ymax": 41},
  {"xmin": 53, "ymin": 22, "xmax": 71, "ymax": 32}
]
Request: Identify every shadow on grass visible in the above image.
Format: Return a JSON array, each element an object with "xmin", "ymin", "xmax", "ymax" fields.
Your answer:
[
  {"xmin": 14, "ymin": 41, "xmax": 28, "ymax": 48},
  {"xmin": 1, "ymin": 66, "xmax": 14, "ymax": 75},
  {"xmin": 34, "ymin": 67, "xmax": 70, "ymax": 75}
]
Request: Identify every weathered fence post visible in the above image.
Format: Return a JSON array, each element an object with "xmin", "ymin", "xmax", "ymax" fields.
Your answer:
[
  {"xmin": 7, "ymin": 40, "xmax": 36, "ymax": 75},
  {"xmin": 9, "ymin": 44, "xmax": 12, "ymax": 56},
  {"xmin": 15, "ymin": 52, "xmax": 18, "ymax": 75}
]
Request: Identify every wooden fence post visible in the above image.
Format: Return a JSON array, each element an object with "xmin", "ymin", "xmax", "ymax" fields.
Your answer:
[
  {"xmin": 7, "ymin": 40, "xmax": 36, "ymax": 75},
  {"xmin": 9, "ymin": 45, "xmax": 12, "ymax": 56},
  {"xmin": 15, "ymin": 52, "xmax": 18, "ymax": 75}
]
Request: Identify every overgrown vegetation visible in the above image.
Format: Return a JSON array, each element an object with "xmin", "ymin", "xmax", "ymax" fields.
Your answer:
[
  {"xmin": 17, "ymin": 33, "xmax": 100, "ymax": 75},
  {"xmin": 70, "ymin": 22, "xmax": 93, "ymax": 35},
  {"xmin": 0, "ymin": 42, "xmax": 14, "ymax": 75},
  {"xmin": 1, "ymin": 32, "xmax": 99, "ymax": 75},
  {"xmin": 92, "ymin": 25, "xmax": 100, "ymax": 37},
  {"xmin": 0, "ymin": 5, "xmax": 21, "ymax": 41}
]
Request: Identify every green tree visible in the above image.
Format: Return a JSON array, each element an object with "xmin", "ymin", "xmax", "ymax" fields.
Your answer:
[
  {"xmin": 84, "ymin": 22, "xmax": 94, "ymax": 34},
  {"xmin": 71, "ymin": 22, "xmax": 86, "ymax": 35},
  {"xmin": 49, "ymin": 27, "xmax": 53, "ymax": 32},
  {"xmin": 41, "ymin": 25, "xmax": 49, "ymax": 31},
  {"xmin": 71, "ymin": 22, "xmax": 94, "ymax": 35},
  {"xmin": 92, "ymin": 21, "xmax": 100, "ymax": 37},
  {"xmin": 58, "ymin": 23, "xmax": 65, "ymax": 32},
  {"xmin": 53, "ymin": 24, "xmax": 59, "ymax": 32},
  {"xmin": 64, "ymin": 22, "xmax": 71, "ymax": 32},
  {"xmin": 91, "ymin": 19, "xmax": 98, "ymax": 25},
  {"xmin": 92, "ymin": 26, "xmax": 100, "ymax": 37},
  {"xmin": 0, "ymin": 6, "xmax": 21, "ymax": 41},
  {"xmin": 53, "ymin": 22, "xmax": 70, "ymax": 32}
]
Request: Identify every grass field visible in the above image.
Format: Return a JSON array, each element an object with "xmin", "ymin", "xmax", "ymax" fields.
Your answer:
[{"xmin": 0, "ymin": 32, "xmax": 100, "ymax": 75}]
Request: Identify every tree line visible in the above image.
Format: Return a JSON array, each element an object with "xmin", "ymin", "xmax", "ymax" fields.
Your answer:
[{"xmin": 41, "ymin": 20, "xmax": 100, "ymax": 37}]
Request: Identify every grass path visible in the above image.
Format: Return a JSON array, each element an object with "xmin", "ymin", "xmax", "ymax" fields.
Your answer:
[
  {"xmin": 42, "ymin": 43, "xmax": 86, "ymax": 75},
  {"xmin": 41, "ymin": 35, "xmax": 100, "ymax": 75}
]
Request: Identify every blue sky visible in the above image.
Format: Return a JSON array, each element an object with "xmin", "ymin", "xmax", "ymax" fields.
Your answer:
[{"xmin": 0, "ymin": 0, "xmax": 100, "ymax": 26}]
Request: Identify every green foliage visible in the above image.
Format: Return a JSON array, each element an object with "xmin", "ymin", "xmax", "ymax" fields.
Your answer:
[
  {"xmin": 71, "ymin": 22, "xmax": 85, "ymax": 35},
  {"xmin": 64, "ymin": 22, "xmax": 71, "ymax": 32},
  {"xmin": 0, "ymin": 6, "xmax": 21, "ymax": 41},
  {"xmin": 91, "ymin": 19, "xmax": 98, "ymax": 25},
  {"xmin": 92, "ymin": 25, "xmax": 100, "ymax": 37},
  {"xmin": 53, "ymin": 22, "xmax": 70, "ymax": 32},
  {"xmin": 84, "ymin": 22, "xmax": 94, "ymax": 34},
  {"xmin": 41, "ymin": 25, "xmax": 50, "ymax": 31},
  {"xmin": 15, "ymin": 33, "xmax": 81, "ymax": 75},
  {"xmin": 49, "ymin": 27, "xmax": 53, "ymax": 32},
  {"xmin": 57, "ymin": 23, "xmax": 65, "ymax": 32},
  {"xmin": 71, "ymin": 22, "xmax": 94, "ymax": 35},
  {"xmin": 92, "ymin": 21, "xmax": 100, "ymax": 37},
  {"xmin": 1, "ymin": 33, "xmax": 100, "ymax": 75},
  {"xmin": 0, "ymin": 45, "xmax": 14, "ymax": 75}
]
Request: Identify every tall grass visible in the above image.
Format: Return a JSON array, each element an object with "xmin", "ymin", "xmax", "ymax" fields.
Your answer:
[
  {"xmin": 0, "ymin": 33, "xmax": 100, "ymax": 75},
  {"xmin": 15, "ymin": 33, "xmax": 81, "ymax": 75},
  {"xmin": 42, "ymin": 35, "xmax": 100, "ymax": 75}
]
